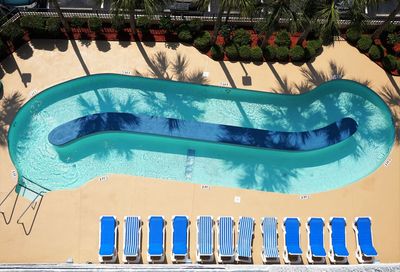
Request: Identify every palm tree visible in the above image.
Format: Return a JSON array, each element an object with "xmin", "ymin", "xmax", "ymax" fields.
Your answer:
[
  {"xmin": 318, "ymin": 0, "xmax": 340, "ymax": 44},
  {"xmin": 372, "ymin": 1, "xmax": 400, "ymax": 39},
  {"xmin": 196, "ymin": 0, "xmax": 257, "ymax": 45},
  {"xmin": 296, "ymin": 0, "xmax": 325, "ymax": 45},
  {"xmin": 49, "ymin": 0, "xmax": 71, "ymax": 33}
]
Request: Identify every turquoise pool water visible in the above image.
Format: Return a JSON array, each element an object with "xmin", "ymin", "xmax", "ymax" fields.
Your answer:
[{"xmin": 8, "ymin": 74, "xmax": 395, "ymax": 194}]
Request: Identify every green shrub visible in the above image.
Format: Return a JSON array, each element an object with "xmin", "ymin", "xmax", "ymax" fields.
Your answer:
[
  {"xmin": 194, "ymin": 31, "xmax": 211, "ymax": 52},
  {"xmin": 137, "ymin": 16, "xmax": 151, "ymax": 34},
  {"xmin": 368, "ymin": 45, "xmax": 382, "ymax": 61},
  {"xmin": 233, "ymin": 28, "xmax": 251, "ymax": 46},
  {"xmin": 357, "ymin": 36, "xmax": 373, "ymax": 52},
  {"xmin": 263, "ymin": 45, "xmax": 276, "ymax": 61},
  {"xmin": 112, "ymin": 16, "xmax": 125, "ymax": 32},
  {"xmin": 177, "ymin": 21, "xmax": 189, "ymax": 33},
  {"xmin": 188, "ymin": 18, "xmax": 203, "ymax": 34},
  {"xmin": 385, "ymin": 23, "xmax": 396, "ymax": 34},
  {"xmin": 346, "ymin": 27, "xmax": 361, "ymax": 43},
  {"xmin": 225, "ymin": 44, "xmax": 239, "ymax": 60},
  {"xmin": 275, "ymin": 30, "xmax": 291, "ymax": 47},
  {"xmin": 254, "ymin": 21, "xmax": 267, "ymax": 34},
  {"xmin": 382, "ymin": 54, "xmax": 397, "ymax": 71},
  {"xmin": 304, "ymin": 45, "xmax": 316, "ymax": 60},
  {"xmin": 387, "ymin": 33, "xmax": 400, "ymax": 46},
  {"xmin": 211, "ymin": 44, "xmax": 224, "ymax": 60},
  {"xmin": 178, "ymin": 30, "xmax": 193, "ymax": 42},
  {"xmin": 220, "ymin": 24, "xmax": 233, "ymax": 43},
  {"xmin": 70, "ymin": 17, "xmax": 86, "ymax": 28},
  {"xmin": 250, "ymin": 46, "xmax": 263, "ymax": 62},
  {"xmin": 239, "ymin": 45, "xmax": 251, "ymax": 60},
  {"xmin": 307, "ymin": 39, "xmax": 322, "ymax": 51},
  {"xmin": 0, "ymin": 22, "xmax": 24, "ymax": 41},
  {"xmin": 276, "ymin": 46, "xmax": 289, "ymax": 61},
  {"xmin": 289, "ymin": 45, "xmax": 305, "ymax": 62},
  {"xmin": 159, "ymin": 15, "xmax": 174, "ymax": 32},
  {"xmin": 46, "ymin": 17, "xmax": 61, "ymax": 34},
  {"xmin": 19, "ymin": 15, "xmax": 46, "ymax": 34},
  {"xmin": 88, "ymin": 17, "xmax": 102, "ymax": 32}
]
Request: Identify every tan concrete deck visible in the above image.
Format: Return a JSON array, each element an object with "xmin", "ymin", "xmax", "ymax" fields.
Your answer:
[{"xmin": 0, "ymin": 39, "xmax": 399, "ymax": 265}]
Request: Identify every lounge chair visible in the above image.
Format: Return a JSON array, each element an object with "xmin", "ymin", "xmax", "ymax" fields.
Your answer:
[
  {"xmin": 217, "ymin": 216, "xmax": 234, "ymax": 263},
  {"xmin": 235, "ymin": 216, "xmax": 255, "ymax": 263},
  {"xmin": 171, "ymin": 215, "xmax": 190, "ymax": 263},
  {"xmin": 98, "ymin": 216, "xmax": 117, "ymax": 263},
  {"xmin": 261, "ymin": 217, "xmax": 280, "ymax": 263},
  {"xmin": 328, "ymin": 217, "xmax": 349, "ymax": 264},
  {"xmin": 306, "ymin": 217, "xmax": 327, "ymax": 264},
  {"xmin": 353, "ymin": 217, "xmax": 378, "ymax": 263},
  {"xmin": 123, "ymin": 216, "xmax": 142, "ymax": 263},
  {"xmin": 282, "ymin": 217, "xmax": 302, "ymax": 264},
  {"xmin": 147, "ymin": 216, "xmax": 165, "ymax": 263},
  {"xmin": 196, "ymin": 216, "xmax": 214, "ymax": 263}
]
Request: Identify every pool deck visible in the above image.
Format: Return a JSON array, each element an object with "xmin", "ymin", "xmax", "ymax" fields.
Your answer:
[{"xmin": 0, "ymin": 39, "xmax": 399, "ymax": 265}]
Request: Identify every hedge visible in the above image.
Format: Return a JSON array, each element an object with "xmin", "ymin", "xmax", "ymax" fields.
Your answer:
[
  {"xmin": 276, "ymin": 46, "xmax": 289, "ymax": 61},
  {"xmin": 368, "ymin": 45, "xmax": 381, "ymax": 61},
  {"xmin": 239, "ymin": 45, "xmax": 251, "ymax": 60},
  {"xmin": 159, "ymin": 16, "xmax": 174, "ymax": 33},
  {"xmin": 188, "ymin": 19, "xmax": 203, "ymax": 34},
  {"xmin": 289, "ymin": 45, "xmax": 305, "ymax": 62},
  {"xmin": 112, "ymin": 16, "xmax": 125, "ymax": 32},
  {"xmin": 225, "ymin": 44, "xmax": 239, "ymax": 60},
  {"xmin": 137, "ymin": 16, "xmax": 151, "ymax": 33},
  {"xmin": 220, "ymin": 24, "xmax": 232, "ymax": 43},
  {"xmin": 88, "ymin": 17, "xmax": 102, "ymax": 32},
  {"xmin": 194, "ymin": 31, "xmax": 211, "ymax": 52},
  {"xmin": 275, "ymin": 30, "xmax": 291, "ymax": 47},
  {"xmin": 20, "ymin": 15, "xmax": 46, "ymax": 34},
  {"xmin": 178, "ymin": 30, "xmax": 193, "ymax": 42},
  {"xmin": 0, "ymin": 22, "xmax": 24, "ymax": 42},
  {"xmin": 46, "ymin": 17, "xmax": 61, "ymax": 34},
  {"xmin": 357, "ymin": 36, "xmax": 373, "ymax": 52},
  {"xmin": 211, "ymin": 44, "xmax": 224, "ymax": 60},
  {"xmin": 382, "ymin": 54, "xmax": 397, "ymax": 71},
  {"xmin": 346, "ymin": 27, "xmax": 361, "ymax": 43},
  {"xmin": 233, "ymin": 28, "xmax": 251, "ymax": 46},
  {"xmin": 250, "ymin": 46, "xmax": 263, "ymax": 62},
  {"xmin": 70, "ymin": 17, "xmax": 86, "ymax": 28},
  {"xmin": 387, "ymin": 33, "xmax": 400, "ymax": 46},
  {"xmin": 263, "ymin": 45, "xmax": 276, "ymax": 61},
  {"xmin": 304, "ymin": 45, "xmax": 316, "ymax": 60}
]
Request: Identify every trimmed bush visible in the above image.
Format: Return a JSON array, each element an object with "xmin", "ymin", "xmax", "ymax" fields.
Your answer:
[
  {"xmin": 346, "ymin": 27, "xmax": 361, "ymax": 43},
  {"xmin": 188, "ymin": 19, "xmax": 203, "ymax": 35},
  {"xmin": 112, "ymin": 16, "xmax": 125, "ymax": 32},
  {"xmin": 178, "ymin": 30, "xmax": 193, "ymax": 42},
  {"xmin": 137, "ymin": 16, "xmax": 151, "ymax": 33},
  {"xmin": 289, "ymin": 45, "xmax": 305, "ymax": 62},
  {"xmin": 220, "ymin": 24, "xmax": 233, "ymax": 43},
  {"xmin": 239, "ymin": 45, "xmax": 251, "ymax": 61},
  {"xmin": 307, "ymin": 39, "xmax": 322, "ymax": 51},
  {"xmin": 387, "ymin": 33, "xmax": 400, "ymax": 46},
  {"xmin": 357, "ymin": 36, "xmax": 373, "ymax": 52},
  {"xmin": 225, "ymin": 44, "xmax": 239, "ymax": 60},
  {"xmin": 368, "ymin": 45, "xmax": 382, "ymax": 61},
  {"xmin": 88, "ymin": 17, "xmax": 102, "ymax": 32},
  {"xmin": 263, "ymin": 45, "xmax": 276, "ymax": 61},
  {"xmin": 159, "ymin": 16, "xmax": 174, "ymax": 33},
  {"xmin": 276, "ymin": 46, "xmax": 289, "ymax": 61},
  {"xmin": 46, "ymin": 17, "xmax": 61, "ymax": 34},
  {"xmin": 194, "ymin": 31, "xmax": 211, "ymax": 52},
  {"xmin": 250, "ymin": 46, "xmax": 263, "ymax": 62},
  {"xmin": 275, "ymin": 30, "xmax": 291, "ymax": 47},
  {"xmin": 0, "ymin": 22, "xmax": 24, "ymax": 42},
  {"xmin": 304, "ymin": 45, "xmax": 316, "ymax": 60},
  {"xmin": 233, "ymin": 28, "xmax": 251, "ymax": 46},
  {"xmin": 385, "ymin": 23, "xmax": 396, "ymax": 34},
  {"xmin": 70, "ymin": 17, "xmax": 86, "ymax": 28},
  {"xmin": 382, "ymin": 54, "xmax": 397, "ymax": 71},
  {"xmin": 211, "ymin": 44, "xmax": 224, "ymax": 60},
  {"xmin": 19, "ymin": 15, "xmax": 46, "ymax": 34}
]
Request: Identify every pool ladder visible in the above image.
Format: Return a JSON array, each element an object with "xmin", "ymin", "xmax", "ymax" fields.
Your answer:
[{"xmin": 185, "ymin": 149, "xmax": 195, "ymax": 180}]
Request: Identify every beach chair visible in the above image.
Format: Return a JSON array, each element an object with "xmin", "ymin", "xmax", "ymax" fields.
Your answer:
[
  {"xmin": 353, "ymin": 217, "xmax": 378, "ymax": 263},
  {"xmin": 196, "ymin": 216, "xmax": 214, "ymax": 263},
  {"xmin": 98, "ymin": 216, "xmax": 117, "ymax": 263},
  {"xmin": 147, "ymin": 216, "xmax": 165, "ymax": 263},
  {"xmin": 217, "ymin": 216, "xmax": 235, "ymax": 263},
  {"xmin": 282, "ymin": 217, "xmax": 302, "ymax": 264},
  {"xmin": 123, "ymin": 216, "xmax": 142, "ymax": 263},
  {"xmin": 261, "ymin": 217, "xmax": 280, "ymax": 263},
  {"xmin": 328, "ymin": 217, "xmax": 349, "ymax": 264},
  {"xmin": 306, "ymin": 217, "xmax": 327, "ymax": 264},
  {"xmin": 171, "ymin": 215, "xmax": 190, "ymax": 263},
  {"xmin": 235, "ymin": 217, "xmax": 255, "ymax": 263}
]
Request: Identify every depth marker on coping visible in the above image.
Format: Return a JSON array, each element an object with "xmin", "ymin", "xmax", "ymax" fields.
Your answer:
[{"xmin": 384, "ymin": 158, "xmax": 392, "ymax": 167}]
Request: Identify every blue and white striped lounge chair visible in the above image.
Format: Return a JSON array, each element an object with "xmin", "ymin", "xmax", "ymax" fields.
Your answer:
[
  {"xmin": 217, "ymin": 216, "xmax": 234, "ymax": 263},
  {"xmin": 235, "ymin": 217, "xmax": 255, "ymax": 263},
  {"xmin": 328, "ymin": 217, "xmax": 349, "ymax": 264},
  {"xmin": 123, "ymin": 216, "xmax": 142, "ymax": 263},
  {"xmin": 306, "ymin": 217, "xmax": 327, "ymax": 264},
  {"xmin": 147, "ymin": 216, "xmax": 165, "ymax": 263},
  {"xmin": 98, "ymin": 216, "xmax": 117, "ymax": 263},
  {"xmin": 353, "ymin": 217, "xmax": 378, "ymax": 263},
  {"xmin": 282, "ymin": 217, "xmax": 302, "ymax": 264},
  {"xmin": 261, "ymin": 217, "xmax": 279, "ymax": 263},
  {"xmin": 196, "ymin": 216, "xmax": 214, "ymax": 263},
  {"xmin": 171, "ymin": 215, "xmax": 190, "ymax": 263}
]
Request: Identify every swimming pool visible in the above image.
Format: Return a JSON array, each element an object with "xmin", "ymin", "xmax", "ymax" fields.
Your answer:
[{"xmin": 8, "ymin": 74, "xmax": 395, "ymax": 194}]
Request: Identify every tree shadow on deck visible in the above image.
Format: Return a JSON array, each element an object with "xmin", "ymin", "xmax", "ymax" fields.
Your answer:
[
  {"xmin": 380, "ymin": 85, "xmax": 400, "ymax": 144},
  {"xmin": 0, "ymin": 91, "xmax": 24, "ymax": 146}
]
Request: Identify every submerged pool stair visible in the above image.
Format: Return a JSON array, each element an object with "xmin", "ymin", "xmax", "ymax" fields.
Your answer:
[{"xmin": 185, "ymin": 149, "xmax": 195, "ymax": 180}]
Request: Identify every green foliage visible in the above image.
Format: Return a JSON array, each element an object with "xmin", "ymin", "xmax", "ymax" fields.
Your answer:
[
  {"xmin": 346, "ymin": 27, "xmax": 361, "ymax": 43},
  {"xmin": 263, "ymin": 45, "xmax": 276, "ymax": 61},
  {"xmin": 254, "ymin": 20, "xmax": 267, "ymax": 34},
  {"xmin": 194, "ymin": 31, "xmax": 211, "ymax": 52},
  {"xmin": 307, "ymin": 39, "xmax": 322, "ymax": 51},
  {"xmin": 289, "ymin": 45, "xmax": 305, "ymax": 62},
  {"xmin": 233, "ymin": 28, "xmax": 251, "ymax": 46},
  {"xmin": 177, "ymin": 21, "xmax": 189, "ymax": 33},
  {"xmin": 397, "ymin": 60, "xmax": 400, "ymax": 74},
  {"xmin": 112, "ymin": 16, "xmax": 125, "ymax": 32},
  {"xmin": 88, "ymin": 17, "xmax": 102, "ymax": 32},
  {"xmin": 159, "ymin": 16, "xmax": 174, "ymax": 33},
  {"xmin": 137, "ymin": 16, "xmax": 151, "ymax": 33},
  {"xmin": 0, "ymin": 22, "xmax": 24, "ymax": 41},
  {"xmin": 250, "ymin": 46, "xmax": 263, "ymax": 62},
  {"xmin": 178, "ymin": 30, "xmax": 193, "ymax": 43},
  {"xmin": 276, "ymin": 46, "xmax": 289, "ymax": 61},
  {"xmin": 239, "ymin": 45, "xmax": 251, "ymax": 60},
  {"xmin": 357, "ymin": 36, "xmax": 373, "ymax": 52},
  {"xmin": 304, "ymin": 45, "xmax": 316, "ymax": 60},
  {"xmin": 20, "ymin": 15, "xmax": 46, "ymax": 34},
  {"xmin": 385, "ymin": 23, "xmax": 396, "ymax": 34},
  {"xmin": 368, "ymin": 45, "xmax": 381, "ymax": 61},
  {"xmin": 387, "ymin": 33, "xmax": 400, "ymax": 46},
  {"xmin": 211, "ymin": 44, "xmax": 224, "ymax": 60},
  {"xmin": 220, "ymin": 24, "xmax": 233, "ymax": 42},
  {"xmin": 70, "ymin": 17, "xmax": 86, "ymax": 28},
  {"xmin": 225, "ymin": 44, "xmax": 239, "ymax": 60},
  {"xmin": 46, "ymin": 17, "xmax": 61, "ymax": 34},
  {"xmin": 275, "ymin": 30, "xmax": 291, "ymax": 47},
  {"xmin": 382, "ymin": 54, "xmax": 397, "ymax": 71},
  {"xmin": 188, "ymin": 19, "xmax": 203, "ymax": 35}
]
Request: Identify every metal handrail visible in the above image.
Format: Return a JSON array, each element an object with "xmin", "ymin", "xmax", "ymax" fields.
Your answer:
[{"xmin": 20, "ymin": 176, "xmax": 51, "ymax": 194}]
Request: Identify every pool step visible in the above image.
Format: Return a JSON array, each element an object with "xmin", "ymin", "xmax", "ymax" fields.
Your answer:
[{"xmin": 184, "ymin": 149, "xmax": 196, "ymax": 180}]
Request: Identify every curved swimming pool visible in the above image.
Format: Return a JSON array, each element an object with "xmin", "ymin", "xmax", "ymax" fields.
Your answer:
[{"xmin": 8, "ymin": 74, "xmax": 395, "ymax": 194}]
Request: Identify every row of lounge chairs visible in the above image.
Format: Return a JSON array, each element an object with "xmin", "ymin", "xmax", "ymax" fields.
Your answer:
[{"xmin": 98, "ymin": 215, "xmax": 377, "ymax": 264}]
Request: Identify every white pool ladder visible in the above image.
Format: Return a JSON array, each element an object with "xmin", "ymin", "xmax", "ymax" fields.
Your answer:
[{"xmin": 184, "ymin": 149, "xmax": 196, "ymax": 180}]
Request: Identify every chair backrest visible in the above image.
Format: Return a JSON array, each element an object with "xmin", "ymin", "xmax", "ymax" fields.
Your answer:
[
  {"xmin": 148, "ymin": 216, "xmax": 164, "ymax": 255},
  {"xmin": 172, "ymin": 216, "xmax": 189, "ymax": 255},
  {"xmin": 308, "ymin": 218, "xmax": 326, "ymax": 256},
  {"xmin": 262, "ymin": 217, "xmax": 279, "ymax": 258},
  {"xmin": 330, "ymin": 217, "xmax": 348, "ymax": 256},
  {"xmin": 237, "ymin": 217, "xmax": 254, "ymax": 258},
  {"xmin": 124, "ymin": 216, "xmax": 140, "ymax": 256},
  {"xmin": 219, "ymin": 217, "xmax": 234, "ymax": 256},
  {"xmin": 284, "ymin": 218, "xmax": 302, "ymax": 254},
  {"xmin": 356, "ymin": 217, "xmax": 377, "ymax": 256},
  {"xmin": 99, "ymin": 216, "xmax": 116, "ymax": 256},
  {"xmin": 198, "ymin": 216, "xmax": 213, "ymax": 256}
]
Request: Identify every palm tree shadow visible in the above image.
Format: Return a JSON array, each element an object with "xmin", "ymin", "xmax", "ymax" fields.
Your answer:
[
  {"xmin": 381, "ymin": 85, "xmax": 400, "ymax": 144},
  {"xmin": 0, "ymin": 91, "xmax": 24, "ymax": 146}
]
